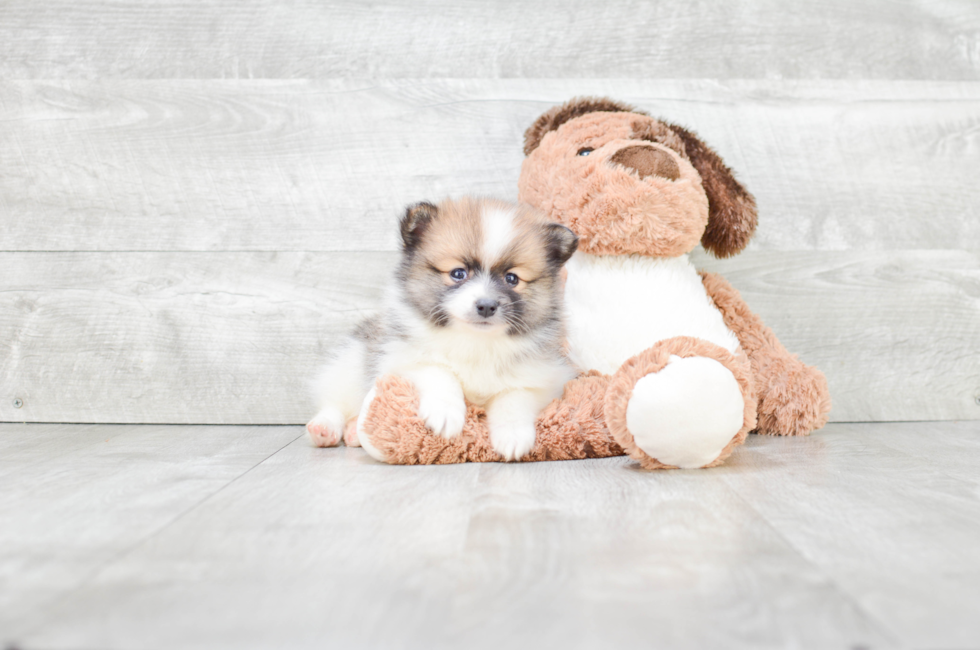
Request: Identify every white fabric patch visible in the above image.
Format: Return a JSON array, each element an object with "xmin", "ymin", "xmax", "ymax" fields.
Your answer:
[
  {"xmin": 356, "ymin": 386, "xmax": 386, "ymax": 462},
  {"xmin": 563, "ymin": 253, "xmax": 740, "ymax": 375},
  {"xmin": 625, "ymin": 355, "xmax": 744, "ymax": 468}
]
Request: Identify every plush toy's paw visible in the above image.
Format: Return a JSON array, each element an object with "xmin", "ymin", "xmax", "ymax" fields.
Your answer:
[
  {"xmin": 756, "ymin": 363, "xmax": 831, "ymax": 436},
  {"xmin": 625, "ymin": 356, "xmax": 744, "ymax": 468},
  {"xmin": 489, "ymin": 420, "xmax": 536, "ymax": 461},
  {"xmin": 605, "ymin": 340, "xmax": 755, "ymax": 470},
  {"xmin": 417, "ymin": 391, "xmax": 466, "ymax": 440},
  {"xmin": 306, "ymin": 407, "xmax": 345, "ymax": 447}
]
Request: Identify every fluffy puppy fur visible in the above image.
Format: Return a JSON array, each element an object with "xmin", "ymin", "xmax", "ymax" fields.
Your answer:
[{"xmin": 308, "ymin": 197, "xmax": 579, "ymax": 460}]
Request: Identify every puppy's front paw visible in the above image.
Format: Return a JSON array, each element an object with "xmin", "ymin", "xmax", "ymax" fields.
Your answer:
[
  {"xmin": 489, "ymin": 421, "xmax": 536, "ymax": 461},
  {"xmin": 342, "ymin": 419, "xmax": 361, "ymax": 447},
  {"xmin": 417, "ymin": 392, "xmax": 466, "ymax": 439},
  {"xmin": 307, "ymin": 408, "xmax": 345, "ymax": 447}
]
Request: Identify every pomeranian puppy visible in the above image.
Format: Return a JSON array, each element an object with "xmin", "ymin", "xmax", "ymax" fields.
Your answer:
[{"xmin": 307, "ymin": 197, "xmax": 578, "ymax": 460}]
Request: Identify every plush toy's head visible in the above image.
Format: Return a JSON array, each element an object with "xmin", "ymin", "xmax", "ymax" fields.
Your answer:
[{"xmin": 518, "ymin": 97, "xmax": 757, "ymax": 258}]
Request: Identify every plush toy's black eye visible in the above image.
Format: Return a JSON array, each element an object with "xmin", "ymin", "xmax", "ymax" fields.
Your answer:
[
  {"xmin": 450, "ymin": 268, "xmax": 467, "ymax": 281},
  {"xmin": 504, "ymin": 272, "xmax": 519, "ymax": 286},
  {"xmin": 577, "ymin": 148, "xmax": 593, "ymax": 156}
]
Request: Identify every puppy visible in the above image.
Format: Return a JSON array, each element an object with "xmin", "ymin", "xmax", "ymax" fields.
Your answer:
[{"xmin": 307, "ymin": 197, "xmax": 578, "ymax": 460}]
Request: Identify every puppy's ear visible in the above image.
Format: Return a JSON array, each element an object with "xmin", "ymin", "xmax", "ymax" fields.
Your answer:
[
  {"xmin": 400, "ymin": 201, "xmax": 438, "ymax": 250},
  {"xmin": 545, "ymin": 223, "xmax": 579, "ymax": 266},
  {"xmin": 666, "ymin": 122, "xmax": 758, "ymax": 258}
]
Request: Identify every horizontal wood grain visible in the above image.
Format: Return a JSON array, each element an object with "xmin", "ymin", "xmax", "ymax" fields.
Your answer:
[
  {"xmin": 3, "ymin": 79, "xmax": 980, "ymax": 253},
  {"xmin": 1, "ymin": 249, "xmax": 977, "ymax": 424},
  {"xmin": 9, "ymin": 421, "xmax": 980, "ymax": 648},
  {"xmin": 0, "ymin": 423, "xmax": 303, "ymax": 637},
  {"xmin": 1, "ymin": 0, "xmax": 979, "ymax": 80},
  {"xmin": 719, "ymin": 421, "xmax": 980, "ymax": 649},
  {"xmin": 0, "ymin": 251, "xmax": 388, "ymax": 424},
  {"xmin": 696, "ymin": 248, "xmax": 980, "ymax": 421}
]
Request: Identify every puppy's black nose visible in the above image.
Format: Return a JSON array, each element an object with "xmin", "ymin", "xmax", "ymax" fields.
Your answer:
[{"xmin": 475, "ymin": 299, "xmax": 498, "ymax": 318}]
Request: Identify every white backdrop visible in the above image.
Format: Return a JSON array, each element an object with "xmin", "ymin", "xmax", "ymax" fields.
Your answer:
[{"xmin": 1, "ymin": 1, "xmax": 978, "ymax": 424}]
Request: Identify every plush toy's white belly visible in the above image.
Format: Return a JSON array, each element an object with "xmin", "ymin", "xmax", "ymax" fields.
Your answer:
[{"xmin": 563, "ymin": 252, "xmax": 739, "ymax": 375}]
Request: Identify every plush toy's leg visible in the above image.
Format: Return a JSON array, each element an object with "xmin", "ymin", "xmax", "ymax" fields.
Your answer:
[
  {"xmin": 754, "ymin": 362, "xmax": 830, "ymax": 437},
  {"xmin": 701, "ymin": 272, "xmax": 831, "ymax": 436},
  {"xmin": 604, "ymin": 337, "xmax": 757, "ymax": 469},
  {"xmin": 356, "ymin": 372, "xmax": 624, "ymax": 464},
  {"xmin": 356, "ymin": 378, "xmax": 497, "ymax": 464}
]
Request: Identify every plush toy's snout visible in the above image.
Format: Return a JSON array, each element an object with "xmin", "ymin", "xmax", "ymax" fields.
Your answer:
[
  {"xmin": 519, "ymin": 97, "xmax": 760, "ymax": 259},
  {"xmin": 609, "ymin": 145, "xmax": 680, "ymax": 181}
]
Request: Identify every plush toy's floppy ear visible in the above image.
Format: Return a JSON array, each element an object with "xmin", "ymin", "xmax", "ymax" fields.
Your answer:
[
  {"xmin": 545, "ymin": 223, "xmax": 579, "ymax": 266},
  {"xmin": 400, "ymin": 201, "xmax": 437, "ymax": 250},
  {"xmin": 523, "ymin": 96, "xmax": 645, "ymax": 156},
  {"xmin": 666, "ymin": 122, "xmax": 758, "ymax": 258}
]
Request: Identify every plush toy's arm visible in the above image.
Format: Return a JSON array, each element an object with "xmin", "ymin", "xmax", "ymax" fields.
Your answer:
[
  {"xmin": 701, "ymin": 272, "xmax": 831, "ymax": 436},
  {"xmin": 358, "ymin": 372, "xmax": 624, "ymax": 464}
]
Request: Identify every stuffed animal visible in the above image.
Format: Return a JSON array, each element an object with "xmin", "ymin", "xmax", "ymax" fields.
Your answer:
[{"xmin": 349, "ymin": 97, "xmax": 831, "ymax": 468}]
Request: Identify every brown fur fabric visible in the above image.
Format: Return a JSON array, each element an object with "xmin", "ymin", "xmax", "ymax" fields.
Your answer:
[
  {"xmin": 602, "ymin": 337, "xmax": 757, "ymax": 470},
  {"xmin": 610, "ymin": 145, "xmax": 680, "ymax": 181},
  {"xmin": 359, "ymin": 335, "xmax": 762, "ymax": 468},
  {"xmin": 518, "ymin": 112, "xmax": 710, "ymax": 258},
  {"xmin": 629, "ymin": 119, "xmax": 689, "ymax": 158},
  {"xmin": 519, "ymin": 101, "xmax": 758, "ymax": 259},
  {"xmin": 361, "ymin": 372, "xmax": 624, "ymax": 465},
  {"xmin": 523, "ymin": 97, "xmax": 643, "ymax": 156},
  {"xmin": 701, "ymin": 273, "xmax": 831, "ymax": 435},
  {"xmin": 667, "ymin": 123, "xmax": 758, "ymax": 257}
]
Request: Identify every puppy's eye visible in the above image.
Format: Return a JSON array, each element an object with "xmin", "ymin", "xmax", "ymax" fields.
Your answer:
[
  {"xmin": 504, "ymin": 272, "xmax": 519, "ymax": 286},
  {"xmin": 449, "ymin": 268, "xmax": 467, "ymax": 282},
  {"xmin": 577, "ymin": 148, "xmax": 593, "ymax": 156}
]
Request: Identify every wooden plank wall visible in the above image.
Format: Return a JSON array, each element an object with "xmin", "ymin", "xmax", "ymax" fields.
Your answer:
[{"xmin": 1, "ymin": 1, "xmax": 978, "ymax": 424}]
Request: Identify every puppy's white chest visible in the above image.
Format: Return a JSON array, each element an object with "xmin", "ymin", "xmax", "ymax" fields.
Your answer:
[
  {"xmin": 382, "ymin": 325, "xmax": 557, "ymax": 406},
  {"xmin": 436, "ymin": 337, "xmax": 519, "ymax": 404},
  {"xmin": 563, "ymin": 253, "xmax": 739, "ymax": 375}
]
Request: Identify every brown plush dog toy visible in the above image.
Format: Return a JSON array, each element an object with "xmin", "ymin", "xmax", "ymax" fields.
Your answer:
[{"xmin": 350, "ymin": 97, "xmax": 831, "ymax": 468}]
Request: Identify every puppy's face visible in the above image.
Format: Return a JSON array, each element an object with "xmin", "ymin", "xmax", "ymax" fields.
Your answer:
[{"xmin": 397, "ymin": 198, "xmax": 577, "ymax": 335}]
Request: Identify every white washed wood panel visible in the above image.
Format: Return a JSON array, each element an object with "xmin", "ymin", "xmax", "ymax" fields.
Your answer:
[
  {"xmin": 1, "ymin": 0, "xmax": 979, "ymax": 80},
  {"xmin": 0, "ymin": 252, "xmax": 389, "ymax": 425},
  {"xmin": 0, "ymin": 423, "xmax": 301, "ymax": 637},
  {"xmin": 1, "ymin": 250, "xmax": 977, "ymax": 424},
  {"xmin": 695, "ymin": 248, "xmax": 980, "ymax": 422},
  {"xmin": 3, "ymin": 79, "xmax": 980, "ymax": 252},
  {"xmin": 9, "ymin": 422, "xmax": 980, "ymax": 648},
  {"xmin": 721, "ymin": 422, "xmax": 980, "ymax": 648},
  {"xmin": 17, "ymin": 430, "xmax": 891, "ymax": 649}
]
